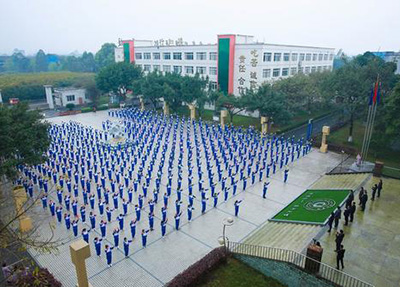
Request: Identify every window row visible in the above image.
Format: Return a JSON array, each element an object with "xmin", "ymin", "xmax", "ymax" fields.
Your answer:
[
  {"xmin": 262, "ymin": 65, "xmax": 332, "ymax": 78},
  {"xmin": 135, "ymin": 51, "xmax": 217, "ymax": 61},
  {"xmin": 138, "ymin": 64, "xmax": 217, "ymax": 75},
  {"xmin": 263, "ymin": 52, "xmax": 334, "ymax": 62}
]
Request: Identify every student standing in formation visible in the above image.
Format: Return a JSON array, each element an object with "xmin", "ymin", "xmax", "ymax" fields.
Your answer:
[
  {"xmin": 334, "ymin": 206, "xmax": 341, "ymax": 228},
  {"xmin": 161, "ymin": 219, "xmax": 168, "ymax": 237},
  {"xmin": 175, "ymin": 211, "xmax": 182, "ymax": 230},
  {"xmin": 335, "ymin": 230, "xmax": 345, "ymax": 251},
  {"xmin": 234, "ymin": 200, "xmax": 243, "ymax": 217},
  {"xmin": 343, "ymin": 206, "xmax": 350, "ymax": 226},
  {"xmin": 94, "ymin": 237, "xmax": 102, "ymax": 257},
  {"xmin": 105, "ymin": 245, "xmax": 114, "ymax": 267},
  {"xmin": 263, "ymin": 181, "xmax": 270, "ymax": 199},
  {"xmin": 123, "ymin": 237, "xmax": 133, "ymax": 257},
  {"xmin": 141, "ymin": 229, "xmax": 149, "ymax": 248},
  {"xmin": 130, "ymin": 219, "xmax": 137, "ymax": 239},
  {"xmin": 284, "ymin": 166, "xmax": 289, "ymax": 183}
]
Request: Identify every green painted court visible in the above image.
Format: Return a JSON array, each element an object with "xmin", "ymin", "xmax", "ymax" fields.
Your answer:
[{"xmin": 271, "ymin": 189, "xmax": 351, "ymax": 225}]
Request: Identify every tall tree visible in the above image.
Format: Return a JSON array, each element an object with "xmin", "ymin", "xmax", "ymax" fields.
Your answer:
[
  {"xmin": 95, "ymin": 43, "xmax": 117, "ymax": 69},
  {"xmin": 95, "ymin": 62, "xmax": 142, "ymax": 99},
  {"xmin": 216, "ymin": 93, "xmax": 247, "ymax": 122},
  {"xmin": 0, "ymin": 103, "xmax": 50, "ymax": 179},
  {"xmin": 244, "ymin": 84, "xmax": 291, "ymax": 125},
  {"xmin": 35, "ymin": 49, "xmax": 48, "ymax": 72},
  {"xmin": 81, "ymin": 51, "xmax": 97, "ymax": 72}
]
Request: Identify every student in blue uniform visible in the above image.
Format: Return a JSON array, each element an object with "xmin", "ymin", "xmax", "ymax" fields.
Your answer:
[
  {"xmin": 263, "ymin": 181, "xmax": 270, "ymax": 199},
  {"xmin": 89, "ymin": 212, "xmax": 96, "ymax": 229},
  {"xmin": 56, "ymin": 206, "xmax": 63, "ymax": 223},
  {"xmin": 117, "ymin": 214, "xmax": 124, "ymax": 230},
  {"xmin": 41, "ymin": 195, "xmax": 48, "ymax": 209},
  {"xmin": 82, "ymin": 228, "xmax": 91, "ymax": 243},
  {"xmin": 123, "ymin": 237, "xmax": 133, "ymax": 257},
  {"xmin": 100, "ymin": 220, "xmax": 107, "ymax": 238},
  {"xmin": 105, "ymin": 245, "xmax": 114, "ymax": 267},
  {"xmin": 72, "ymin": 219, "xmax": 79, "ymax": 237},
  {"xmin": 80, "ymin": 206, "xmax": 86, "ymax": 222},
  {"xmin": 106, "ymin": 206, "xmax": 113, "ymax": 222},
  {"xmin": 174, "ymin": 211, "xmax": 182, "ymax": 230},
  {"xmin": 113, "ymin": 228, "xmax": 120, "ymax": 249},
  {"xmin": 201, "ymin": 198, "xmax": 208, "ymax": 214},
  {"xmin": 284, "ymin": 166, "xmax": 289, "ymax": 183},
  {"xmin": 148, "ymin": 213, "xmax": 154, "ymax": 231},
  {"xmin": 161, "ymin": 219, "xmax": 168, "ymax": 237},
  {"xmin": 135, "ymin": 205, "xmax": 141, "ymax": 221},
  {"xmin": 94, "ymin": 237, "xmax": 102, "ymax": 257},
  {"xmin": 64, "ymin": 213, "xmax": 71, "ymax": 229},
  {"xmin": 234, "ymin": 200, "xmax": 243, "ymax": 217},
  {"xmin": 130, "ymin": 219, "xmax": 137, "ymax": 239},
  {"xmin": 141, "ymin": 229, "xmax": 149, "ymax": 248}
]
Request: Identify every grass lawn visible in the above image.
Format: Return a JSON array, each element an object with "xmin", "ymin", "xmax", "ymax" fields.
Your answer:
[
  {"xmin": 272, "ymin": 189, "xmax": 350, "ymax": 225},
  {"xmin": 327, "ymin": 120, "xmax": 400, "ymax": 170},
  {"xmin": 173, "ymin": 106, "xmax": 331, "ymax": 133},
  {"xmin": 196, "ymin": 257, "xmax": 286, "ymax": 287}
]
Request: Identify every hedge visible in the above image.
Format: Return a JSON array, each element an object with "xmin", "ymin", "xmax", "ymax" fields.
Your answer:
[
  {"xmin": 81, "ymin": 107, "xmax": 93, "ymax": 113},
  {"xmin": 166, "ymin": 247, "xmax": 228, "ymax": 287}
]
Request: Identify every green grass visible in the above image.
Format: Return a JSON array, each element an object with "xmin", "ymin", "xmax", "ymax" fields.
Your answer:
[
  {"xmin": 272, "ymin": 189, "xmax": 350, "ymax": 224},
  {"xmin": 327, "ymin": 120, "xmax": 400, "ymax": 169},
  {"xmin": 195, "ymin": 257, "xmax": 286, "ymax": 287}
]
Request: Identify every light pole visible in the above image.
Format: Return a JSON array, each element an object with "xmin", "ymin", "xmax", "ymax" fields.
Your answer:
[{"xmin": 218, "ymin": 217, "xmax": 234, "ymax": 250}]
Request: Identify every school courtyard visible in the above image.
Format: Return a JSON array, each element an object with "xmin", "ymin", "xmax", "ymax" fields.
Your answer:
[{"xmin": 14, "ymin": 110, "xmax": 399, "ymax": 287}]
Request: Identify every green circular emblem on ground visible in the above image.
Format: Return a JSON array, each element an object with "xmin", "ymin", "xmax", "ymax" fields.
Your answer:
[{"xmin": 304, "ymin": 199, "xmax": 336, "ymax": 211}]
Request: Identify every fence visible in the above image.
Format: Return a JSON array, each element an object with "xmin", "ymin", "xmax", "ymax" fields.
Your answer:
[{"xmin": 227, "ymin": 241, "xmax": 374, "ymax": 287}]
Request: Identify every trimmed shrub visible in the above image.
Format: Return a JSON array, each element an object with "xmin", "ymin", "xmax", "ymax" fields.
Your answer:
[
  {"xmin": 66, "ymin": 103, "xmax": 75, "ymax": 111},
  {"xmin": 81, "ymin": 107, "xmax": 93, "ymax": 113},
  {"xmin": 97, "ymin": 104, "xmax": 108, "ymax": 111},
  {"xmin": 14, "ymin": 267, "xmax": 62, "ymax": 287},
  {"xmin": 166, "ymin": 247, "xmax": 228, "ymax": 287}
]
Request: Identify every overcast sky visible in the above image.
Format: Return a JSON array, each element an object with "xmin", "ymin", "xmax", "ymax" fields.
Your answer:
[{"xmin": 0, "ymin": 0, "xmax": 399, "ymax": 56}]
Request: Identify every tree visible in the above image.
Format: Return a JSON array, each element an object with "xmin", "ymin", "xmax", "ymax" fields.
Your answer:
[
  {"xmin": 35, "ymin": 49, "xmax": 48, "ymax": 72},
  {"xmin": 4, "ymin": 52, "xmax": 31, "ymax": 73},
  {"xmin": 382, "ymin": 80, "xmax": 400, "ymax": 138},
  {"xmin": 0, "ymin": 103, "xmax": 50, "ymax": 179},
  {"xmin": 181, "ymin": 75, "xmax": 208, "ymax": 117},
  {"xmin": 216, "ymin": 93, "xmax": 246, "ymax": 122},
  {"xmin": 81, "ymin": 51, "xmax": 96, "ymax": 72},
  {"xmin": 139, "ymin": 71, "xmax": 165, "ymax": 108},
  {"xmin": 95, "ymin": 62, "xmax": 142, "ymax": 100},
  {"xmin": 244, "ymin": 84, "xmax": 291, "ymax": 125},
  {"xmin": 73, "ymin": 77, "xmax": 101, "ymax": 107},
  {"xmin": 95, "ymin": 43, "xmax": 117, "ymax": 69}
]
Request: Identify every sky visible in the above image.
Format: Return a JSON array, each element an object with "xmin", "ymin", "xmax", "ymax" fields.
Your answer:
[{"xmin": 0, "ymin": 0, "xmax": 399, "ymax": 56}]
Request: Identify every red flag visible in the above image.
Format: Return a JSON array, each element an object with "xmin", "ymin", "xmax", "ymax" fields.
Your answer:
[{"xmin": 372, "ymin": 80, "xmax": 379, "ymax": 104}]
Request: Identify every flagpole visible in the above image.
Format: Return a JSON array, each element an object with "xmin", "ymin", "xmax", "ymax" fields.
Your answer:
[
  {"xmin": 364, "ymin": 103, "xmax": 378, "ymax": 162},
  {"xmin": 360, "ymin": 104, "xmax": 373, "ymax": 164}
]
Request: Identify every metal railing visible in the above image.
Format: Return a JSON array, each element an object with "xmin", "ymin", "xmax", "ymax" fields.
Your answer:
[{"xmin": 227, "ymin": 241, "xmax": 374, "ymax": 287}]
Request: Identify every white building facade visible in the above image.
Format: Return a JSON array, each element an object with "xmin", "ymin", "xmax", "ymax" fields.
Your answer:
[
  {"xmin": 53, "ymin": 88, "xmax": 89, "ymax": 107},
  {"xmin": 115, "ymin": 35, "xmax": 335, "ymax": 96}
]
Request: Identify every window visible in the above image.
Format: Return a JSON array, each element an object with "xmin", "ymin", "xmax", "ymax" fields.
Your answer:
[
  {"xmin": 311, "ymin": 66, "xmax": 317, "ymax": 73},
  {"xmin": 153, "ymin": 65, "xmax": 160, "ymax": 71},
  {"xmin": 210, "ymin": 81, "xmax": 217, "ymax": 91},
  {"xmin": 163, "ymin": 65, "xmax": 171, "ymax": 72},
  {"xmin": 209, "ymin": 52, "xmax": 217, "ymax": 61},
  {"xmin": 282, "ymin": 68, "xmax": 289, "ymax": 76},
  {"xmin": 299, "ymin": 67, "xmax": 304, "ymax": 74},
  {"xmin": 318, "ymin": 54, "xmax": 323, "ymax": 61},
  {"xmin": 196, "ymin": 66, "xmax": 206, "ymax": 74},
  {"xmin": 317, "ymin": 66, "xmax": 322, "ymax": 72},
  {"xmin": 144, "ymin": 53, "xmax": 151, "ymax": 60},
  {"xmin": 209, "ymin": 67, "xmax": 217, "ymax": 75},
  {"xmin": 329, "ymin": 54, "xmax": 334, "ymax": 60},
  {"xmin": 291, "ymin": 53, "xmax": 298, "ymax": 61},
  {"xmin": 135, "ymin": 53, "xmax": 142, "ymax": 60},
  {"xmin": 144, "ymin": 65, "xmax": 151, "ymax": 72},
  {"xmin": 262, "ymin": 69, "xmax": 271, "ymax": 78},
  {"xmin": 173, "ymin": 66, "xmax": 182, "ymax": 74},
  {"xmin": 300, "ymin": 53, "xmax": 305, "ymax": 61},
  {"xmin": 137, "ymin": 64, "xmax": 142, "ymax": 69},
  {"xmin": 153, "ymin": 52, "xmax": 161, "ymax": 60},
  {"xmin": 306, "ymin": 53, "xmax": 311, "ymax": 61},
  {"xmin": 290, "ymin": 67, "xmax": 297, "ymax": 75},
  {"xmin": 272, "ymin": 68, "xmax": 280, "ymax": 77},
  {"xmin": 66, "ymin": 95, "xmax": 75, "ymax": 102},
  {"xmin": 185, "ymin": 52, "xmax": 194, "ymax": 60},
  {"xmin": 163, "ymin": 53, "xmax": 171, "ymax": 60},
  {"xmin": 173, "ymin": 52, "xmax": 182, "ymax": 60},
  {"xmin": 185, "ymin": 66, "xmax": 194, "ymax": 74},
  {"xmin": 196, "ymin": 52, "xmax": 207, "ymax": 60},
  {"xmin": 324, "ymin": 54, "xmax": 328, "ymax": 61},
  {"xmin": 312, "ymin": 54, "xmax": 317, "ymax": 61},
  {"xmin": 274, "ymin": 53, "xmax": 281, "ymax": 62},
  {"xmin": 305, "ymin": 67, "xmax": 311, "ymax": 74},
  {"xmin": 263, "ymin": 52, "xmax": 272, "ymax": 62},
  {"xmin": 283, "ymin": 53, "xmax": 290, "ymax": 61}
]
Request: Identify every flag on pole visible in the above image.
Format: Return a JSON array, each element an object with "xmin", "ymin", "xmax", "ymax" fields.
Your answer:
[{"xmin": 372, "ymin": 79, "xmax": 379, "ymax": 104}]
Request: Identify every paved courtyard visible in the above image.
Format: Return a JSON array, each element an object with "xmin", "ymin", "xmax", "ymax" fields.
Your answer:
[{"xmin": 22, "ymin": 110, "xmax": 344, "ymax": 287}]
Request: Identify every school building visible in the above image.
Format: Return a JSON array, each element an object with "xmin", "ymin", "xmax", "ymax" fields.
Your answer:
[{"xmin": 114, "ymin": 34, "xmax": 335, "ymax": 96}]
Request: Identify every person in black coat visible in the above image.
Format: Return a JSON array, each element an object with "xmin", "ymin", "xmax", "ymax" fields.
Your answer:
[
  {"xmin": 344, "ymin": 206, "xmax": 350, "ymax": 226},
  {"xmin": 336, "ymin": 244, "xmax": 346, "ymax": 269},
  {"xmin": 346, "ymin": 191, "xmax": 354, "ymax": 208},
  {"xmin": 361, "ymin": 192, "xmax": 368, "ymax": 211},
  {"xmin": 358, "ymin": 187, "xmax": 365, "ymax": 205},
  {"xmin": 327, "ymin": 211, "xmax": 335, "ymax": 232},
  {"xmin": 335, "ymin": 229, "xmax": 345, "ymax": 251},
  {"xmin": 371, "ymin": 184, "xmax": 378, "ymax": 201},
  {"xmin": 349, "ymin": 202, "xmax": 356, "ymax": 222},
  {"xmin": 334, "ymin": 206, "xmax": 341, "ymax": 228},
  {"xmin": 377, "ymin": 179, "xmax": 383, "ymax": 198}
]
